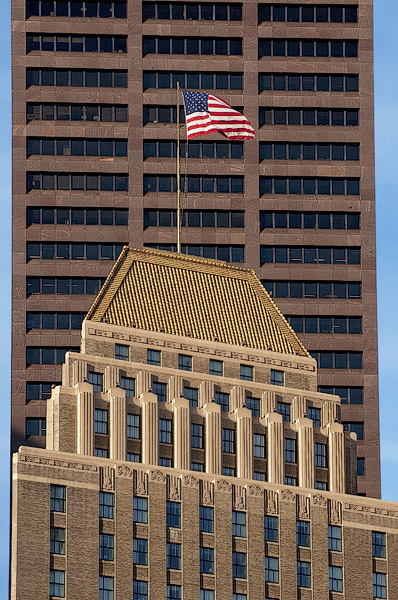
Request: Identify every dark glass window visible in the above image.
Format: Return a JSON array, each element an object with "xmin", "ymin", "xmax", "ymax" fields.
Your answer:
[
  {"xmin": 167, "ymin": 502, "xmax": 181, "ymax": 528},
  {"xmin": 133, "ymin": 496, "xmax": 148, "ymax": 523},
  {"xmin": 328, "ymin": 525, "xmax": 342, "ymax": 552},
  {"xmin": 264, "ymin": 516, "xmax": 278, "ymax": 542},
  {"xmin": 200, "ymin": 506, "xmax": 214, "ymax": 532},
  {"xmin": 297, "ymin": 521, "xmax": 310, "ymax": 547}
]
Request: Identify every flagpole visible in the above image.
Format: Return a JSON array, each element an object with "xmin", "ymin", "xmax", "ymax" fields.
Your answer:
[{"xmin": 176, "ymin": 82, "xmax": 181, "ymax": 253}]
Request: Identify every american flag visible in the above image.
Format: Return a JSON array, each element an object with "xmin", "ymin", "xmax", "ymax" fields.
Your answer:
[{"xmin": 182, "ymin": 91, "xmax": 255, "ymax": 140}]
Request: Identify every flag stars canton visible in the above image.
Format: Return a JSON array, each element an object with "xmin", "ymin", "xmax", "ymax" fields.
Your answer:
[{"xmin": 183, "ymin": 91, "xmax": 209, "ymax": 115}]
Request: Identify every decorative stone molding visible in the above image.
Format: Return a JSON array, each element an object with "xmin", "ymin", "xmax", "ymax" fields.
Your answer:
[
  {"xmin": 117, "ymin": 465, "xmax": 133, "ymax": 478},
  {"xmin": 19, "ymin": 455, "xmax": 98, "ymax": 472},
  {"xmin": 167, "ymin": 474, "xmax": 181, "ymax": 500},
  {"xmin": 134, "ymin": 470, "xmax": 148, "ymax": 495},
  {"xmin": 248, "ymin": 484, "xmax": 264, "ymax": 498},
  {"xmin": 297, "ymin": 494, "xmax": 310, "ymax": 520},
  {"xmin": 150, "ymin": 469, "xmax": 166, "ymax": 483},
  {"xmin": 200, "ymin": 480, "xmax": 214, "ymax": 505},
  {"xmin": 281, "ymin": 489, "xmax": 295, "ymax": 503},
  {"xmin": 100, "ymin": 466, "xmax": 115, "ymax": 491},
  {"xmin": 265, "ymin": 490, "xmax": 279, "ymax": 515},
  {"xmin": 328, "ymin": 499, "xmax": 342, "ymax": 524},
  {"xmin": 183, "ymin": 474, "xmax": 199, "ymax": 488},
  {"xmin": 216, "ymin": 479, "xmax": 232, "ymax": 493},
  {"xmin": 233, "ymin": 485, "xmax": 246, "ymax": 510},
  {"xmin": 312, "ymin": 494, "xmax": 328, "ymax": 507},
  {"xmin": 344, "ymin": 502, "xmax": 398, "ymax": 518}
]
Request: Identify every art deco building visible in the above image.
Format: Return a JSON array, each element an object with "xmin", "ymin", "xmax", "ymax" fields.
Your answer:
[
  {"xmin": 11, "ymin": 248, "xmax": 396, "ymax": 600},
  {"xmin": 12, "ymin": 0, "xmax": 378, "ymax": 497}
]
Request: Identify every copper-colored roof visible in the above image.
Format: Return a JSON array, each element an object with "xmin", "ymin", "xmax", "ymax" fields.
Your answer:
[{"xmin": 86, "ymin": 247, "xmax": 310, "ymax": 357}]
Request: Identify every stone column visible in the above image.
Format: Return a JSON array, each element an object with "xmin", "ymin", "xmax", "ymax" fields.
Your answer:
[
  {"xmin": 141, "ymin": 391, "xmax": 159, "ymax": 466},
  {"xmin": 322, "ymin": 400, "xmax": 338, "ymax": 429},
  {"xmin": 261, "ymin": 390, "xmax": 276, "ymax": 418},
  {"xmin": 205, "ymin": 402, "xmax": 222, "ymax": 475},
  {"xmin": 173, "ymin": 396, "xmax": 190, "ymax": 470},
  {"xmin": 200, "ymin": 380, "xmax": 215, "ymax": 409},
  {"xmin": 76, "ymin": 382, "xmax": 94, "ymax": 456},
  {"xmin": 230, "ymin": 386, "xmax": 245, "ymax": 412},
  {"xmin": 169, "ymin": 376, "xmax": 183, "ymax": 403},
  {"xmin": 137, "ymin": 370, "xmax": 151, "ymax": 397},
  {"xmin": 236, "ymin": 407, "xmax": 253, "ymax": 480},
  {"xmin": 328, "ymin": 421, "xmax": 345, "ymax": 494},
  {"xmin": 266, "ymin": 412, "xmax": 284, "ymax": 484},
  {"xmin": 296, "ymin": 417, "xmax": 315, "ymax": 489},
  {"xmin": 104, "ymin": 365, "xmax": 120, "ymax": 392},
  {"xmin": 72, "ymin": 359, "xmax": 88, "ymax": 387},
  {"xmin": 291, "ymin": 395, "xmax": 306, "ymax": 423},
  {"xmin": 108, "ymin": 388, "xmax": 126, "ymax": 461}
]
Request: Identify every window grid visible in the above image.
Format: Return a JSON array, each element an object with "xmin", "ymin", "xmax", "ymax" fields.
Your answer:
[
  {"xmin": 315, "ymin": 443, "xmax": 327, "ymax": 468},
  {"xmin": 319, "ymin": 386, "xmax": 363, "ymax": 405},
  {"xmin": 144, "ymin": 175, "xmax": 244, "ymax": 194},
  {"xmin": 143, "ymin": 36, "xmax": 242, "ymax": 56},
  {"xmin": 50, "ymin": 527, "xmax": 66, "ymax": 555},
  {"xmin": 27, "ymin": 68, "xmax": 128, "ymax": 88},
  {"xmin": 191, "ymin": 423, "xmax": 204, "ymax": 449},
  {"xmin": 210, "ymin": 360, "xmax": 223, "ymax": 376},
  {"xmin": 328, "ymin": 525, "xmax": 342, "ymax": 552},
  {"xmin": 265, "ymin": 556, "xmax": 279, "ymax": 583},
  {"xmin": 240, "ymin": 364, "xmax": 253, "ymax": 381},
  {"xmin": 200, "ymin": 547, "xmax": 214, "ymax": 574},
  {"xmin": 258, "ymin": 4, "xmax": 357, "ymax": 23},
  {"xmin": 144, "ymin": 139, "xmax": 244, "ymax": 160},
  {"xmin": 373, "ymin": 572, "xmax": 387, "ymax": 599},
  {"xmin": 145, "ymin": 244, "xmax": 245, "ymax": 262},
  {"xmin": 100, "ymin": 534, "xmax": 114, "ymax": 561},
  {"xmin": 271, "ymin": 369, "xmax": 284, "ymax": 386},
  {"xmin": 277, "ymin": 401, "xmax": 290, "ymax": 422},
  {"xmin": 133, "ymin": 497, "xmax": 148, "ymax": 523},
  {"xmin": 95, "ymin": 409, "xmax": 107, "ymax": 434},
  {"xmin": 27, "ymin": 312, "xmax": 85, "ymax": 331},
  {"xmin": 222, "ymin": 428, "xmax": 235, "ymax": 453},
  {"xmin": 120, "ymin": 376, "xmax": 135, "ymax": 397},
  {"xmin": 50, "ymin": 570, "xmax": 65, "ymax": 598},
  {"xmin": 127, "ymin": 453, "xmax": 140, "ymax": 463},
  {"xmin": 144, "ymin": 71, "xmax": 243, "ymax": 91},
  {"xmin": 27, "ymin": 173, "xmax": 128, "ymax": 192},
  {"xmin": 115, "ymin": 344, "xmax": 129, "ymax": 361},
  {"xmin": 144, "ymin": 209, "xmax": 244, "ymax": 229},
  {"xmin": 372, "ymin": 532, "xmax": 386, "ymax": 558},
  {"xmin": 167, "ymin": 585, "xmax": 182, "ymax": 600},
  {"xmin": 259, "ymin": 107, "xmax": 359, "ymax": 127},
  {"xmin": 27, "ymin": 382, "xmax": 56, "ymax": 401},
  {"xmin": 27, "ymin": 1, "xmax": 127, "ymax": 18},
  {"xmin": 312, "ymin": 352, "xmax": 363, "ymax": 370},
  {"xmin": 26, "ymin": 418, "xmax": 46, "ymax": 436},
  {"xmin": 260, "ymin": 211, "xmax": 360, "ymax": 231},
  {"xmin": 167, "ymin": 501, "xmax": 181, "ymax": 528},
  {"xmin": 143, "ymin": 3, "xmax": 242, "ymax": 21},
  {"xmin": 215, "ymin": 392, "xmax": 230, "ymax": 412},
  {"xmin": 259, "ymin": 39, "xmax": 357, "ymax": 59},
  {"xmin": 233, "ymin": 551, "xmax": 247, "ymax": 579},
  {"xmin": 27, "ymin": 137, "xmax": 127, "ymax": 158},
  {"xmin": 200, "ymin": 506, "xmax": 214, "ymax": 533},
  {"xmin": 159, "ymin": 419, "xmax": 172, "ymax": 444},
  {"xmin": 89, "ymin": 371, "xmax": 103, "ymax": 392},
  {"xmin": 99, "ymin": 576, "xmax": 114, "ymax": 600},
  {"xmin": 260, "ymin": 142, "xmax": 359, "ymax": 162},
  {"xmin": 184, "ymin": 386, "xmax": 199, "ymax": 407},
  {"xmin": 308, "ymin": 407, "xmax": 321, "ymax": 427},
  {"xmin": 133, "ymin": 538, "xmax": 148, "ymax": 565},
  {"xmin": 261, "ymin": 246, "xmax": 361, "ymax": 266},
  {"xmin": 147, "ymin": 349, "xmax": 161, "ymax": 365},
  {"xmin": 27, "ymin": 103, "xmax": 128, "ymax": 123},
  {"xmin": 296, "ymin": 521, "xmax": 310, "ymax": 547},
  {"xmin": 260, "ymin": 177, "xmax": 359, "ymax": 196},
  {"xmin": 27, "ymin": 277, "xmax": 106, "ymax": 296},
  {"xmin": 263, "ymin": 280, "xmax": 361, "ymax": 300},
  {"xmin": 297, "ymin": 561, "xmax": 311, "ymax": 588},
  {"xmin": 246, "ymin": 396, "xmax": 260, "ymax": 417},
  {"xmin": 133, "ymin": 581, "xmax": 148, "ymax": 600},
  {"xmin": 127, "ymin": 414, "xmax": 140, "ymax": 439},
  {"xmin": 167, "ymin": 543, "xmax": 182, "ymax": 570},
  {"xmin": 26, "ymin": 347, "xmax": 79, "ymax": 366},
  {"xmin": 284, "ymin": 438, "xmax": 296, "ymax": 462},
  {"xmin": 178, "ymin": 354, "xmax": 192, "ymax": 371},
  {"xmin": 27, "ymin": 34, "xmax": 127, "ymax": 53},
  {"xmin": 27, "ymin": 243, "xmax": 125, "ymax": 261},
  {"xmin": 264, "ymin": 516, "xmax": 278, "ymax": 542},
  {"xmin": 259, "ymin": 73, "xmax": 358, "ymax": 93},
  {"xmin": 50, "ymin": 485, "xmax": 66, "ymax": 512},
  {"xmin": 289, "ymin": 316, "xmax": 362, "ymax": 335},
  {"xmin": 253, "ymin": 433, "xmax": 266, "ymax": 458},
  {"xmin": 232, "ymin": 511, "xmax": 246, "ymax": 537},
  {"xmin": 100, "ymin": 492, "xmax": 114, "ymax": 519},
  {"xmin": 329, "ymin": 566, "xmax": 343, "ymax": 593},
  {"xmin": 153, "ymin": 381, "xmax": 167, "ymax": 402}
]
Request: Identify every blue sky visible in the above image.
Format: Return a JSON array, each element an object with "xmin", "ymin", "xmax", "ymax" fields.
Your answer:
[{"xmin": 1, "ymin": 0, "xmax": 398, "ymax": 591}]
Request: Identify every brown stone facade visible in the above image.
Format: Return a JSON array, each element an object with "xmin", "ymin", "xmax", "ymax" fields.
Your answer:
[
  {"xmin": 11, "ymin": 447, "xmax": 398, "ymax": 600},
  {"xmin": 12, "ymin": 0, "xmax": 379, "ymax": 497}
]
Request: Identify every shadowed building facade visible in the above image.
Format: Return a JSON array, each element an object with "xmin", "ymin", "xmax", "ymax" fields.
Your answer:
[
  {"xmin": 12, "ymin": 0, "xmax": 379, "ymax": 497},
  {"xmin": 11, "ymin": 249, "xmax": 397, "ymax": 600}
]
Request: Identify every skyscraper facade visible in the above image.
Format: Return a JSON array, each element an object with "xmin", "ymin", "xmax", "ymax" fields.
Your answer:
[{"xmin": 12, "ymin": 0, "xmax": 378, "ymax": 496}]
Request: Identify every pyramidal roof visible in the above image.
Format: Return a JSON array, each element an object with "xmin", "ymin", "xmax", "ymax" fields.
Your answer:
[{"xmin": 86, "ymin": 247, "xmax": 310, "ymax": 357}]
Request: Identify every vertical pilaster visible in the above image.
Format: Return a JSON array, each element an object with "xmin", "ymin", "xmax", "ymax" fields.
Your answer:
[
  {"xmin": 108, "ymin": 388, "xmax": 126, "ymax": 461},
  {"xmin": 328, "ymin": 422, "xmax": 345, "ymax": 494},
  {"xmin": 104, "ymin": 365, "xmax": 120, "ymax": 392},
  {"xmin": 205, "ymin": 402, "xmax": 222, "ymax": 475},
  {"xmin": 76, "ymin": 382, "xmax": 94, "ymax": 456},
  {"xmin": 72, "ymin": 359, "xmax": 88, "ymax": 387},
  {"xmin": 137, "ymin": 370, "xmax": 151, "ymax": 397},
  {"xmin": 168, "ymin": 376, "xmax": 183, "ymax": 402},
  {"xmin": 236, "ymin": 407, "xmax": 253, "ymax": 480},
  {"xmin": 173, "ymin": 396, "xmax": 190, "ymax": 470},
  {"xmin": 291, "ymin": 395, "xmax": 306, "ymax": 423},
  {"xmin": 200, "ymin": 380, "xmax": 215, "ymax": 409},
  {"xmin": 230, "ymin": 386, "xmax": 245, "ymax": 412},
  {"xmin": 266, "ymin": 412, "xmax": 284, "ymax": 484},
  {"xmin": 141, "ymin": 391, "xmax": 158, "ymax": 466},
  {"xmin": 261, "ymin": 390, "xmax": 276, "ymax": 418},
  {"xmin": 296, "ymin": 417, "xmax": 315, "ymax": 489}
]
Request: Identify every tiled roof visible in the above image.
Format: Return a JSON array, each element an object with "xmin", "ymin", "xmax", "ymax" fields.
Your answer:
[{"xmin": 86, "ymin": 247, "xmax": 310, "ymax": 357}]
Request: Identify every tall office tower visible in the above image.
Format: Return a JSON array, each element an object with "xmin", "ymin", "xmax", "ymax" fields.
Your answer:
[
  {"xmin": 12, "ymin": 0, "xmax": 378, "ymax": 496},
  {"xmin": 11, "ymin": 249, "xmax": 398, "ymax": 600}
]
